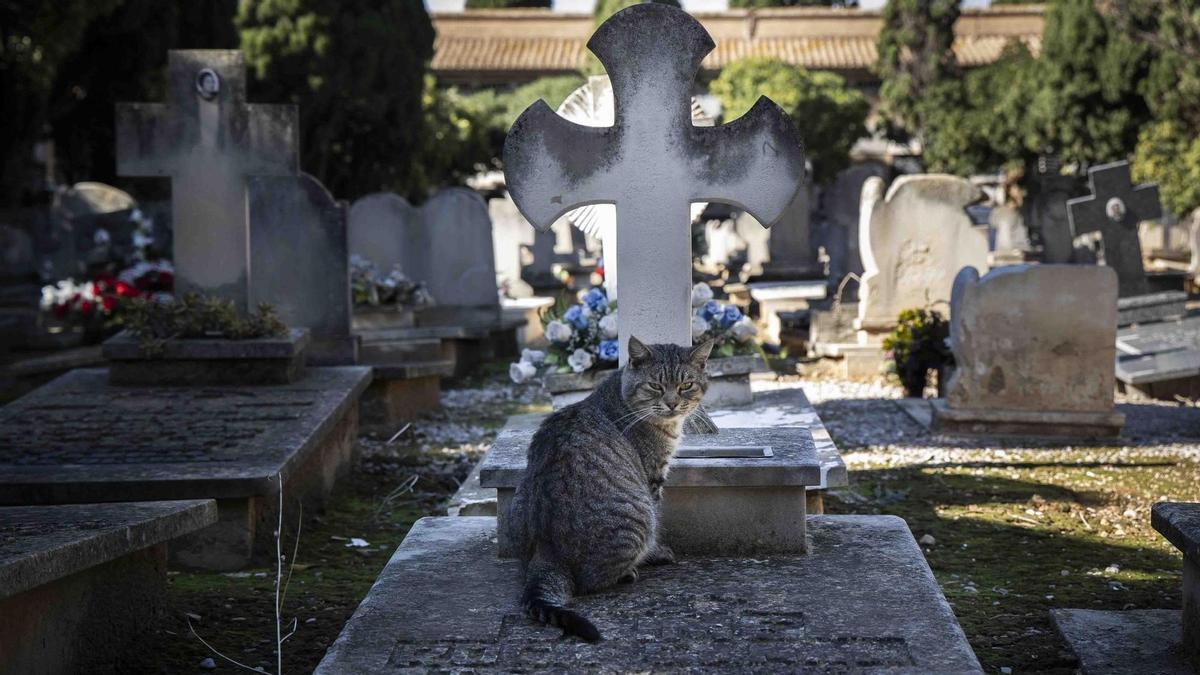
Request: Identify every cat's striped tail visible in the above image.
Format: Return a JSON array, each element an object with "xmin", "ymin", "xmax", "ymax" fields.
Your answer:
[{"xmin": 522, "ymin": 561, "xmax": 601, "ymax": 642}]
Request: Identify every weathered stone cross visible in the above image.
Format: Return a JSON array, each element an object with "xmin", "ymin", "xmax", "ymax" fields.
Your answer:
[
  {"xmin": 117, "ymin": 51, "xmax": 298, "ymax": 311},
  {"xmin": 1067, "ymin": 160, "xmax": 1162, "ymax": 298},
  {"xmin": 503, "ymin": 4, "xmax": 806, "ymax": 364}
]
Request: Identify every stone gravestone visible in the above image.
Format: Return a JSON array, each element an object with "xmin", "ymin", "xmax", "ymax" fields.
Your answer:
[
  {"xmin": 504, "ymin": 13, "xmax": 805, "ymax": 363},
  {"xmin": 46, "ymin": 182, "xmax": 141, "ymax": 280},
  {"xmin": 248, "ymin": 173, "xmax": 357, "ymax": 365},
  {"xmin": 990, "ymin": 204, "xmax": 1030, "ymax": 263},
  {"xmin": 857, "ymin": 174, "xmax": 990, "ymax": 339},
  {"xmin": 756, "ymin": 178, "xmax": 823, "ymax": 280},
  {"xmin": 116, "ymin": 50, "xmax": 298, "ymax": 311},
  {"xmin": 489, "ymin": 192, "xmax": 535, "ymax": 298},
  {"xmin": 1067, "ymin": 160, "xmax": 1162, "ymax": 298},
  {"xmin": 1025, "ymin": 163, "xmax": 1085, "ymax": 264},
  {"xmin": 820, "ymin": 161, "xmax": 891, "ymax": 282},
  {"xmin": 1116, "ymin": 315, "xmax": 1200, "ymax": 400},
  {"xmin": 932, "ymin": 265, "xmax": 1125, "ymax": 438}
]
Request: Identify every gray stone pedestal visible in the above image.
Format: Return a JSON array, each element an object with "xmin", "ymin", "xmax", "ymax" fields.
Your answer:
[
  {"xmin": 545, "ymin": 356, "xmax": 767, "ymax": 409},
  {"xmin": 0, "ymin": 367, "xmax": 370, "ymax": 570},
  {"xmin": 316, "ymin": 516, "xmax": 981, "ymax": 674},
  {"xmin": 0, "ymin": 500, "xmax": 217, "ymax": 675}
]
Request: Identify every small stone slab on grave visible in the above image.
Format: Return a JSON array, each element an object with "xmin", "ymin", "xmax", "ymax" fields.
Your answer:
[
  {"xmin": 0, "ymin": 367, "xmax": 370, "ymax": 570},
  {"xmin": 315, "ymin": 517, "xmax": 982, "ymax": 674},
  {"xmin": 544, "ymin": 355, "xmax": 768, "ymax": 409},
  {"xmin": 0, "ymin": 500, "xmax": 217, "ymax": 674},
  {"xmin": 1116, "ymin": 316, "xmax": 1200, "ymax": 400},
  {"xmin": 482, "ymin": 421, "xmax": 820, "ymax": 556},
  {"xmin": 748, "ymin": 280, "xmax": 828, "ymax": 345},
  {"xmin": 102, "ymin": 328, "xmax": 311, "ymax": 386},
  {"xmin": 1117, "ymin": 290, "xmax": 1189, "ymax": 326},
  {"xmin": 358, "ymin": 359, "xmax": 455, "ymax": 430},
  {"xmin": 1051, "ymin": 609, "xmax": 1191, "ymax": 675},
  {"xmin": 1153, "ymin": 502, "xmax": 1200, "ymax": 671}
]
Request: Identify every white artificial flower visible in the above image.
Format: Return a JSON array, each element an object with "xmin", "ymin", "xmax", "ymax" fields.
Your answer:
[
  {"xmin": 567, "ymin": 348, "xmax": 594, "ymax": 373},
  {"xmin": 509, "ymin": 360, "xmax": 537, "ymax": 384},
  {"xmin": 731, "ymin": 316, "xmax": 758, "ymax": 342},
  {"xmin": 599, "ymin": 313, "xmax": 619, "ymax": 339},
  {"xmin": 545, "ymin": 320, "xmax": 573, "ymax": 344},
  {"xmin": 40, "ymin": 285, "xmax": 57, "ymax": 310},
  {"xmin": 691, "ymin": 315, "xmax": 710, "ymax": 340},
  {"xmin": 521, "ymin": 348, "xmax": 546, "ymax": 365},
  {"xmin": 690, "ymin": 282, "xmax": 714, "ymax": 307}
]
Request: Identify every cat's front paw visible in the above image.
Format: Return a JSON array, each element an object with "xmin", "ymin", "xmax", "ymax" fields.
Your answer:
[
  {"xmin": 643, "ymin": 544, "xmax": 676, "ymax": 566},
  {"xmin": 618, "ymin": 568, "xmax": 640, "ymax": 584}
]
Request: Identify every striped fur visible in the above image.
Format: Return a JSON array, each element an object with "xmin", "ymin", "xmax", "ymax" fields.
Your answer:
[{"xmin": 506, "ymin": 337, "xmax": 713, "ymax": 641}]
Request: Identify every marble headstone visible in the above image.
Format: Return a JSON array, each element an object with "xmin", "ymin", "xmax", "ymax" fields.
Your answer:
[
  {"xmin": 857, "ymin": 174, "xmax": 989, "ymax": 336},
  {"xmin": 489, "ymin": 192, "xmax": 535, "ymax": 298},
  {"xmin": 821, "ymin": 161, "xmax": 891, "ymax": 281},
  {"xmin": 116, "ymin": 50, "xmax": 298, "ymax": 311},
  {"xmin": 248, "ymin": 173, "xmax": 356, "ymax": 365},
  {"xmin": 503, "ymin": 5, "xmax": 806, "ymax": 363}
]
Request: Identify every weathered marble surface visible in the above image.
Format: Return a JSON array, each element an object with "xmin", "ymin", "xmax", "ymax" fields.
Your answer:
[
  {"xmin": 0, "ymin": 367, "xmax": 370, "ymax": 503},
  {"xmin": 1052, "ymin": 609, "xmax": 1191, "ymax": 675},
  {"xmin": 857, "ymin": 174, "xmax": 989, "ymax": 335},
  {"xmin": 315, "ymin": 516, "xmax": 982, "ymax": 674},
  {"xmin": 0, "ymin": 500, "xmax": 216, "ymax": 598},
  {"xmin": 503, "ymin": 4, "xmax": 805, "ymax": 363}
]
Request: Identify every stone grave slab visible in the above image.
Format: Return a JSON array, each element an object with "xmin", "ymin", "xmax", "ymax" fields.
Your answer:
[
  {"xmin": 857, "ymin": 174, "xmax": 989, "ymax": 339},
  {"xmin": 1153, "ymin": 501, "xmax": 1200, "ymax": 671},
  {"xmin": 315, "ymin": 516, "xmax": 982, "ymax": 674},
  {"xmin": 1, "ymin": 500, "xmax": 217, "ymax": 674},
  {"xmin": 1051, "ymin": 609, "xmax": 1191, "ymax": 675},
  {"xmin": 1117, "ymin": 290, "xmax": 1189, "ymax": 326},
  {"xmin": 0, "ymin": 367, "xmax": 370, "ymax": 569},
  {"xmin": 932, "ymin": 265, "xmax": 1125, "ymax": 438},
  {"xmin": 116, "ymin": 50, "xmax": 298, "ymax": 311},
  {"xmin": 748, "ymin": 279, "xmax": 828, "ymax": 345},
  {"xmin": 359, "ymin": 359, "xmax": 455, "ymax": 430},
  {"xmin": 482, "ymin": 421, "xmax": 820, "ymax": 556},
  {"xmin": 1116, "ymin": 315, "xmax": 1200, "ymax": 400},
  {"xmin": 544, "ymin": 355, "xmax": 768, "ymax": 409},
  {"xmin": 249, "ymin": 173, "xmax": 357, "ymax": 365}
]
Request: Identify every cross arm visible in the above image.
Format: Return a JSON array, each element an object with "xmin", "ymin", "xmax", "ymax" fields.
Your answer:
[
  {"xmin": 1066, "ymin": 194, "xmax": 1104, "ymax": 237},
  {"xmin": 115, "ymin": 103, "xmax": 176, "ymax": 177},
  {"xmin": 503, "ymin": 100, "xmax": 620, "ymax": 231},
  {"xmin": 689, "ymin": 97, "xmax": 807, "ymax": 228}
]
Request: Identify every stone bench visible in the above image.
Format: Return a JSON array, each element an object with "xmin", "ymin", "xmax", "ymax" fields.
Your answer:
[
  {"xmin": 0, "ymin": 500, "xmax": 217, "ymax": 674},
  {"xmin": 0, "ymin": 367, "xmax": 370, "ymax": 570},
  {"xmin": 1051, "ymin": 502, "xmax": 1200, "ymax": 674},
  {"xmin": 315, "ymin": 516, "xmax": 982, "ymax": 673}
]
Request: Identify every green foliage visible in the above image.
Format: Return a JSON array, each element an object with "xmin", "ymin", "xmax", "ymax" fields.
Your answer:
[
  {"xmin": 882, "ymin": 308, "xmax": 951, "ymax": 395},
  {"xmin": 465, "ymin": 0, "xmax": 550, "ymax": 6},
  {"xmin": 1133, "ymin": 121, "xmax": 1200, "ymax": 217},
  {"xmin": 709, "ymin": 57, "xmax": 868, "ymax": 183},
  {"xmin": 236, "ymin": 0, "xmax": 436, "ymax": 201},
  {"xmin": 729, "ymin": 0, "xmax": 837, "ymax": 5},
  {"xmin": 1024, "ymin": 0, "xmax": 1152, "ymax": 167},
  {"xmin": 126, "ymin": 294, "xmax": 288, "ymax": 355},
  {"xmin": 593, "ymin": 0, "xmax": 680, "ymax": 25},
  {"xmin": 874, "ymin": 0, "xmax": 960, "ymax": 141},
  {"xmin": 461, "ymin": 75, "xmax": 586, "ymax": 168}
]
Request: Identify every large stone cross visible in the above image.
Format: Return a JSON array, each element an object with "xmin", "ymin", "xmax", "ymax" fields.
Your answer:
[
  {"xmin": 503, "ymin": 4, "xmax": 805, "ymax": 364},
  {"xmin": 117, "ymin": 51, "xmax": 298, "ymax": 311},
  {"xmin": 1067, "ymin": 160, "xmax": 1162, "ymax": 297}
]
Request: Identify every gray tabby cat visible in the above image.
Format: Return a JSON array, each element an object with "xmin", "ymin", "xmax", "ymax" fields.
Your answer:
[{"xmin": 505, "ymin": 335, "xmax": 714, "ymax": 642}]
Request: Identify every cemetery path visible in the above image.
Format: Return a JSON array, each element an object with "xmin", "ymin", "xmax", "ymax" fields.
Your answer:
[
  {"xmin": 807, "ymin": 377, "xmax": 1200, "ymax": 675},
  {"xmin": 156, "ymin": 372, "xmax": 549, "ymax": 674}
]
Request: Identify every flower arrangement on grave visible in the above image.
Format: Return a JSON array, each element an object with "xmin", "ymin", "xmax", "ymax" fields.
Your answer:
[
  {"xmin": 509, "ymin": 283, "xmax": 760, "ymax": 383},
  {"xmin": 124, "ymin": 293, "xmax": 288, "ymax": 356},
  {"xmin": 349, "ymin": 255, "xmax": 434, "ymax": 309},
  {"xmin": 882, "ymin": 308, "xmax": 953, "ymax": 398},
  {"xmin": 39, "ymin": 259, "xmax": 175, "ymax": 341}
]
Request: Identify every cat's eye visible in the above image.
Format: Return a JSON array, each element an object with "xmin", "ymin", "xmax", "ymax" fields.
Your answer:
[
  {"xmin": 679, "ymin": 382, "xmax": 695, "ymax": 392},
  {"xmin": 646, "ymin": 383, "xmax": 663, "ymax": 392}
]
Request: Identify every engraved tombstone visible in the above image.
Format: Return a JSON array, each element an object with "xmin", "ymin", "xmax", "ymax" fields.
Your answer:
[
  {"xmin": 116, "ymin": 51, "xmax": 298, "ymax": 311},
  {"xmin": 503, "ymin": 6, "xmax": 806, "ymax": 363},
  {"xmin": 1066, "ymin": 161, "xmax": 1162, "ymax": 298}
]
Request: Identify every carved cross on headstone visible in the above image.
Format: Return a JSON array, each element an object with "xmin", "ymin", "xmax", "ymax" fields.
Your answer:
[
  {"xmin": 116, "ymin": 51, "xmax": 298, "ymax": 311},
  {"xmin": 1067, "ymin": 161, "xmax": 1162, "ymax": 297},
  {"xmin": 503, "ymin": 4, "xmax": 805, "ymax": 364}
]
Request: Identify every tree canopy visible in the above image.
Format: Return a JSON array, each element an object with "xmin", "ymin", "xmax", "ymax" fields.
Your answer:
[{"xmin": 874, "ymin": 0, "xmax": 960, "ymax": 142}]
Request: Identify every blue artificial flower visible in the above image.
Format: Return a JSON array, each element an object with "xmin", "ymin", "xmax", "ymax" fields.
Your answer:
[
  {"xmin": 598, "ymin": 339, "xmax": 619, "ymax": 362},
  {"xmin": 701, "ymin": 300, "xmax": 722, "ymax": 321},
  {"xmin": 583, "ymin": 287, "xmax": 608, "ymax": 314},
  {"xmin": 719, "ymin": 304, "xmax": 742, "ymax": 329},
  {"xmin": 563, "ymin": 304, "xmax": 589, "ymax": 329}
]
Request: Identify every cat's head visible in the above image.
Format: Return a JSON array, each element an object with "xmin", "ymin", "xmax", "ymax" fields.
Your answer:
[{"xmin": 620, "ymin": 336, "xmax": 714, "ymax": 423}]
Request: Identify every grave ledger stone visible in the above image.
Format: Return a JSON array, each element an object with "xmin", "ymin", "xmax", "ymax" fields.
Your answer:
[
  {"xmin": 932, "ymin": 265, "xmax": 1125, "ymax": 438},
  {"xmin": 117, "ymin": 50, "xmax": 298, "ymax": 311},
  {"xmin": 1116, "ymin": 315, "xmax": 1200, "ymax": 401},
  {"xmin": 503, "ymin": 5, "xmax": 806, "ymax": 365},
  {"xmin": 0, "ymin": 500, "xmax": 216, "ymax": 675}
]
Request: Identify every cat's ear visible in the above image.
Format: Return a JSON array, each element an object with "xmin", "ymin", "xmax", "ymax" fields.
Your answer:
[
  {"xmin": 627, "ymin": 335, "xmax": 652, "ymax": 367},
  {"xmin": 688, "ymin": 338, "xmax": 714, "ymax": 368}
]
